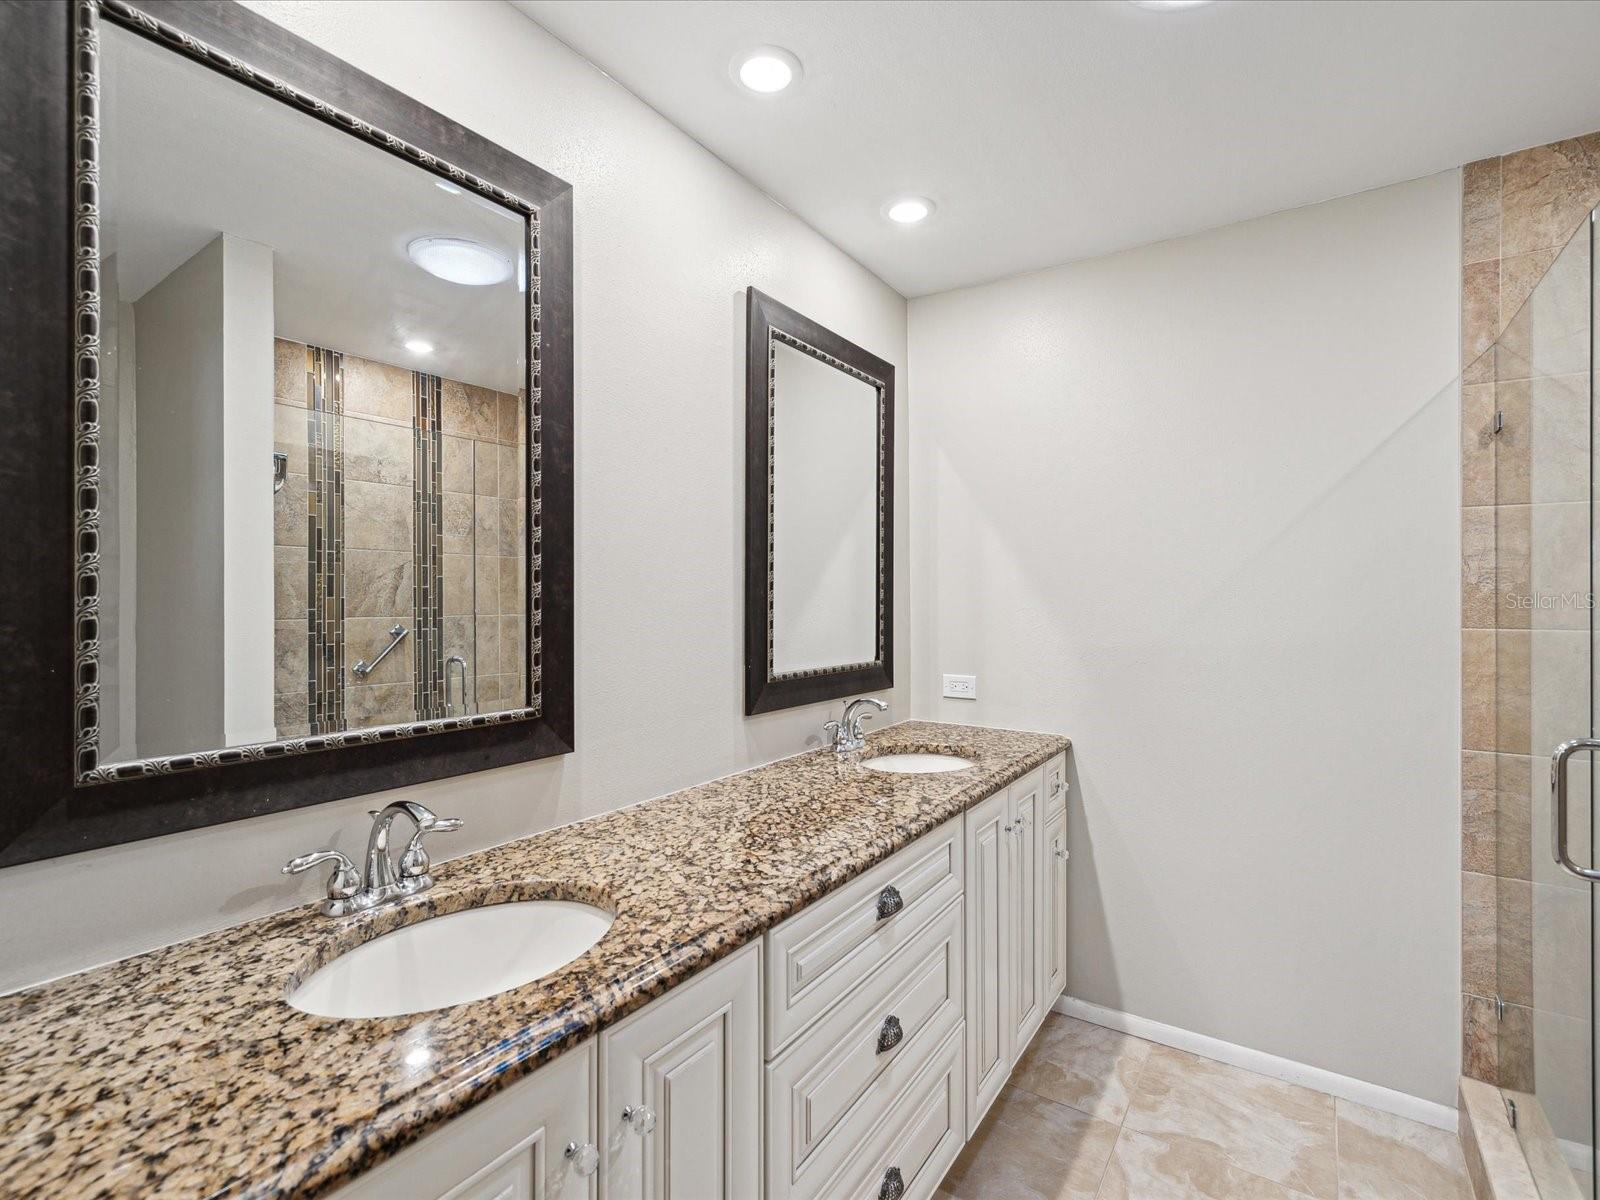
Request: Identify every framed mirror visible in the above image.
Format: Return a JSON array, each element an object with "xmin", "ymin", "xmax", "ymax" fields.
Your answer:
[
  {"xmin": 744, "ymin": 289, "xmax": 894, "ymax": 715},
  {"xmin": 0, "ymin": 0, "xmax": 572, "ymax": 865}
]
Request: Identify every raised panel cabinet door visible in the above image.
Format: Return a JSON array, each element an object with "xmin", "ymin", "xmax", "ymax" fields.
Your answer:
[
  {"xmin": 599, "ymin": 941, "xmax": 762, "ymax": 1200},
  {"xmin": 1042, "ymin": 802, "xmax": 1068, "ymax": 1003},
  {"xmin": 963, "ymin": 786, "xmax": 1012, "ymax": 1138},
  {"xmin": 327, "ymin": 1042, "xmax": 597, "ymax": 1200},
  {"xmin": 1009, "ymin": 768, "xmax": 1044, "ymax": 1053}
]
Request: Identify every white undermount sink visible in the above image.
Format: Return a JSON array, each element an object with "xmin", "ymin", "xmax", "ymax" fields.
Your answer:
[
  {"xmin": 862, "ymin": 752, "xmax": 975, "ymax": 774},
  {"xmin": 288, "ymin": 900, "xmax": 614, "ymax": 1019}
]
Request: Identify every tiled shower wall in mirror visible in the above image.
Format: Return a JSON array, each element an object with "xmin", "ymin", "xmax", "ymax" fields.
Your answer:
[{"xmin": 272, "ymin": 338, "xmax": 526, "ymax": 736}]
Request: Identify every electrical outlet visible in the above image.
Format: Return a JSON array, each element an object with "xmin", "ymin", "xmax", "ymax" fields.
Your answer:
[{"xmin": 943, "ymin": 674, "xmax": 978, "ymax": 700}]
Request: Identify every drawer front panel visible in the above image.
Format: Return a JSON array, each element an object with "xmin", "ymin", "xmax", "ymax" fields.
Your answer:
[
  {"xmin": 766, "ymin": 816, "xmax": 962, "ymax": 1055},
  {"xmin": 767, "ymin": 897, "xmax": 963, "ymax": 1192},
  {"xmin": 1044, "ymin": 753, "xmax": 1068, "ymax": 816},
  {"xmin": 820, "ymin": 1024, "xmax": 966, "ymax": 1200}
]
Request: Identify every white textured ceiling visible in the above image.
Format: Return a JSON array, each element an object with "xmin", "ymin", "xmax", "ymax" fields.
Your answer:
[{"xmin": 514, "ymin": 0, "xmax": 1600, "ymax": 297}]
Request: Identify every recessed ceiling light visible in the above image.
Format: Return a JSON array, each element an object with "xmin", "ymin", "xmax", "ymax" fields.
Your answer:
[
  {"xmin": 732, "ymin": 46, "xmax": 802, "ymax": 94},
  {"xmin": 1129, "ymin": 1, "xmax": 1215, "ymax": 9},
  {"xmin": 884, "ymin": 197, "xmax": 935, "ymax": 225},
  {"xmin": 404, "ymin": 339, "xmax": 434, "ymax": 354},
  {"xmin": 406, "ymin": 236, "xmax": 513, "ymax": 286}
]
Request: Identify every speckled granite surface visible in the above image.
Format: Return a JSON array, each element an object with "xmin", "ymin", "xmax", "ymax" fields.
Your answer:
[{"xmin": 0, "ymin": 721, "xmax": 1066, "ymax": 1199}]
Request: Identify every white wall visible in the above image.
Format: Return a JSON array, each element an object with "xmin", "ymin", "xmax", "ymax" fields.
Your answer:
[
  {"xmin": 908, "ymin": 173, "xmax": 1462, "ymax": 1105},
  {"xmin": 133, "ymin": 235, "xmax": 227, "ymax": 757},
  {"xmin": 0, "ymin": 0, "xmax": 907, "ymax": 995},
  {"xmin": 222, "ymin": 236, "xmax": 277, "ymax": 747}
]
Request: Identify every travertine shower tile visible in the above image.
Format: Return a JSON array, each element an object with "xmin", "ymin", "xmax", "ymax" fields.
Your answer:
[
  {"xmin": 1499, "ymin": 1001, "xmax": 1534, "ymax": 1091},
  {"xmin": 273, "ymin": 403, "xmax": 308, "ymax": 458},
  {"xmin": 1497, "ymin": 875, "xmax": 1533, "ymax": 1008},
  {"xmin": 344, "ymin": 417, "xmax": 413, "ymax": 487},
  {"xmin": 499, "ymin": 498, "xmax": 522, "ymax": 556},
  {"xmin": 1099, "ymin": 1127, "xmax": 1315, "ymax": 1199},
  {"xmin": 343, "ymin": 355, "xmax": 413, "ymax": 425},
  {"xmin": 475, "ymin": 554, "xmax": 500, "ymax": 616},
  {"xmin": 274, "ymin": 620, "xmax": 308, "ymax": 698},
  {"xmin": 1463, "ymin": 507, "xmax": 1498, "ymax": 629},
  {"xmin": 1334, "ymin": 1100, "xmax": 1473, "ymax": 1200},
  {"xmin": 1462, "ymin": 628, "xmax": 1497, "ymax": 753},
  {"xmin": 345, "ymin": 549, "xmax": 412, "ymax": 618},
  {"xmin": 1009, "ymin": 1013, "xmax": 1152, "ymax": 1124},
  {"xmin": 443, "ymin": 553, "xmax": 473, "ymax": 617},
  {"xmin": 1522, "ymin": 629, "xmax": 1589, "ymax": 754},
  {"xmin": 1494, "ymin": 629, "xmax": 1530, "ymax": 754},
  {"xmin": 498, "ymin": 392, "xmax": 521, "ymax": 446},
  {"xmin": 499, "ymin": 442, "xmax": 523, "ymax": 499},
  {"xmin": 1527, "ymin": 502, "xmax": 1591, "ymax": 630},
  {"xmin": 1463, "ymin": 157, "xmax": 1502, "ymax": 266},
  {"xmin": 443, "ymin": 380, "xmax": 499, "ymax": 441},
  {"xmin": 474, "ymin": 497, "xmax": 501, "ymax": 554},
  {"xmin": 274, "ymin": 558, "xmax": 308, "ymax": 623},
  {"xmin": 1123, "ymin": 1046, "xmax": 1337, "ymax": 1198},
  {"xmin": 443, "ymin": 493, "xmax": 474, "ymax": 556},
  {"xmin": 273, "ymin": 338, "xmax": 308, "ymax": 407},
  {"xmin": 1461, "ymin": 871, "xmax": 1499, "ymax": 998},
  {"xmin": 1494, "ymin": 504, "xmax": 1530, "ymax": 629},
  {"xmin": 498, "ymin": 615, "xmax": 524, "ymax": 674},
  {"xmin": 1463, "ymin": 259, "xmax": 1502, "ymax": 367},
  {"xmin": 1461, "ymin": 383, "xmax": 1496, "ymax": 506},
  {"xmin": 274, "ymin": 691, "xmax": 308, "ymax": 740},
  {"xmin": 1462, "ymin": 993, "xmax": 1499, "ymax": 1083},
  {"xmin": 346, "ymin": 683, "xmax": 414, "ymax": 730},
  {"xmin": 475, "ymin": 617, "xmax": 501, "ymax": 673},
  {"xmin": 346, "ymin": 617, "xmax": 415, "ymax": 685},
  {"xmin": 1501, "ymin": 247, "xmax": 1562, "ymax": 333},
  {"xmin": 274, "ymin": 472, "xmax": 308, "ymax": 548},
  {"xmin": 1495, "ymin": 753, "xmax": 1532, "ymax": 881},
  {"xmin": 1462, "ymin": 752, "xmax": 1497, "ymax": 874},
  {"xmin": 345, "ymin": 480, "xmax": 413, "ymax": 551},
  {"xmin": 442, "ymin": 436, "xmax": 474, "ymax": 493},
  {"xmin": 1498, "ymin": 238, "xmax": 1592, "ymax": 381},
  {"xmin": 1501, "ymin": 133, "xmax": 1600, "ymax": 258},
  {"xmin": 499, "ymin": 556, "xmax": 523, "ymax": 610},
  {"xmin": 940, "ymin": 1086, "xmax": 1117, "ymax": 1200}
]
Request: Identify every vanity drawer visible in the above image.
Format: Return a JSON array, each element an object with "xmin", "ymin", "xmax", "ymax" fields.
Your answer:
[
  {"xmin": 1044, "ymin": 753, "xmax": 1068, "ymax": 815},
  {"xmin": 792, "ymin": 1023, "xmax": 966, "ymax": 1200},
  {"xmin": 766, "ymin": 816, "xmax": 962, "ymax": 1056},
  {"xmin": 766, "ymin": 897, "xmax": 963, "ymax": 1197}
]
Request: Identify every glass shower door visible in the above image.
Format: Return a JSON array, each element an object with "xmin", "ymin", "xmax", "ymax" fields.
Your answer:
[{"xmin": 1498, "ymin": 203, "xmax": 1597, "ymax": 1198}]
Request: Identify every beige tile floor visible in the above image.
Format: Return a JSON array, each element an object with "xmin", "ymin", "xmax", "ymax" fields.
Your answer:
[{"xmin": 938, "ymin": 1015, "xmax": 1475, "ymax": 1200}]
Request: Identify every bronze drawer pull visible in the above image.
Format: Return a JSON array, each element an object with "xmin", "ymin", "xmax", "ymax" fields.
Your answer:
[
  {"xmin": 876, "ymin": 1014, "xmax": 903, "ymax": 1054},
  {"xmin": 875, "ymin": 885, "xmax": 904, "ymax": 921},
  {"xmin": 879, "ymin": 1167, "xmax": 905, "ymax": 1200}
]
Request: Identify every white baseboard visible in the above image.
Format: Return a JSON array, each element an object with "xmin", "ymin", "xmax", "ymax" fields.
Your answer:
[{"xmin": 1053, "ymin": 996, "xmax": 1458, "ymax": 1133}]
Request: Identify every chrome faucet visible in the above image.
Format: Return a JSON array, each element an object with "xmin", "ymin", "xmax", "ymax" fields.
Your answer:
[
  {"xmin": 824, "ymin": 697, "xmax": 888, "ymax": 756},
  {"xmin": 283, "ymin": 801, "xmax": 463, "ymax": 917}
]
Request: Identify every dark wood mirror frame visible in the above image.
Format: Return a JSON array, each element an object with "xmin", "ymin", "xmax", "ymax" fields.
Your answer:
[
  {"xmin": 0, "ymin": 0, "xmax": 574, "ymax": 866},
  {"xmin": 744, "ymin": 288, "xmax": 894, "ymax": 716}
]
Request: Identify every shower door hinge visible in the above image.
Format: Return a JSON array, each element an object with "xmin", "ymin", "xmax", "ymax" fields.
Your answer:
[
  {"xmin": 1495, "ymin": 994, "xmax": 1506, "ymax": 1022},
  {"xmin": 1505, "ymin": 1096, "xmax": 1518, "ymax": 1129},
  {"xmin": 1492, "ymin": 411, "xmax": 1505, "ymax": 436}
]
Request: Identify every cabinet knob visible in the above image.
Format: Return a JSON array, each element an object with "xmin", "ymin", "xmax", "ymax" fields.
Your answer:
[
  {"xmin": 876, "ymin": 1014, "xmax": 904, "ymax": 1054},
  {"xmin": 621, "ymin": 1103, "xmax": 657, "ymax": 1134},
  {"xmin": 879, "ymin": 1166, "xmax": 906, "ymax": 1200},
  {"xmin": 875, "ymin": 885, "xmax": 904, "ymax": 921},
  {"xmin": 564, "ymin": 1142, "xmax": 599, "ymax": 1177}
]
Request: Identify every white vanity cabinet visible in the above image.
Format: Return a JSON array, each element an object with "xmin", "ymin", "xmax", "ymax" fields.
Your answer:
[
  {"xmin": 963, "ymin": 756, "xmax": 1068, "ymax": 1137},
  {"xmin": 328, "ymin": 1040, "xmax": 598, "ymax": 1200},
  {"xmin": 599, "ymin": 941, "xmax": 762, "ymax": 1200}
]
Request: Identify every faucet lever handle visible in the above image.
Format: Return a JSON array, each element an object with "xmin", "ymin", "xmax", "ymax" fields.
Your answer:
[
  {"xmin": 282, "ymin": 850, "xmax": 361, "ymax": 902},
  {"xmin": 399, "ymin": 815, "xmax": 464, "ymax": 880}
]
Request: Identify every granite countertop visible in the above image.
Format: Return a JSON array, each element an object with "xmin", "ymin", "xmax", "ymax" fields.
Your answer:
[{"xmin": 0, "ymin": 720, "xmax": 1068, "ymax": 1199}]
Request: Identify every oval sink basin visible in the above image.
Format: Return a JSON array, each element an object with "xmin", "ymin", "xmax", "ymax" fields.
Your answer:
[
  {"xmin": 863, "ymin": 753, "xmax": 975, "ymax": 774},
  {"xmin": 288, "ymin": 900, "xmax": 614, "ymax": 1019}
]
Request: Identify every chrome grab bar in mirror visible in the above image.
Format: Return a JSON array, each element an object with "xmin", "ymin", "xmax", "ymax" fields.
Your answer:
[
  {"xmin": 1551, "ymin": 738, "xmax": 1600, "ymax": 881},
  {"xmin": 353, "ymin": 624, "xmax": 407, "ymax": 679}
]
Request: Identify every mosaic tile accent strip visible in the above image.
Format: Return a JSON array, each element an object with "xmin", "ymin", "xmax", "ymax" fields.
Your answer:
[
  {"xmin": 413, "ymin": 372, "xmax": 445, "ymax": 720},
  {"xmin": 307, "ymin": 346, "xmax": 346, "ymax": 735}
]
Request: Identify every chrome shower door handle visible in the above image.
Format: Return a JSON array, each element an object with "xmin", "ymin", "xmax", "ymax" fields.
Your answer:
[{"xmin": 1551, "ymin": 738, "xmax": 1600, "ymax": 881}]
